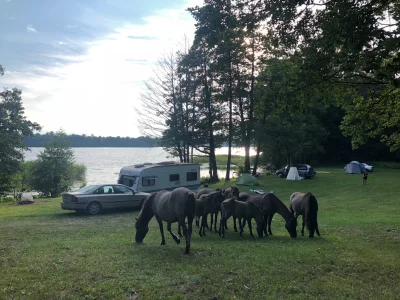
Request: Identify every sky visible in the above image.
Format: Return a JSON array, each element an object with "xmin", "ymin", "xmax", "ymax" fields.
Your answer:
[{"xmin": 0, "ymin": 0, "xmax": 202, "ymax": 137}]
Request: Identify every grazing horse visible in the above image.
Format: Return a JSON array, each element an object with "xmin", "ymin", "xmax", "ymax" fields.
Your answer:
[
  {"xmin": 135, "ymin": 187, "xmax": 196, "ymax": 254},
  {"xmin": 231, "ymin": 192, "xmax": 251, "ymax": 232},
  {"xmin": 247, "ymin": 193, "xmax": 298, "ymax": 238},
  {"xmin": 196, "ymin": 190, "xmax": 225, "ymax": 236},
  {"xmin": 219, "ymin": 198, "xmax": 265, "ymax": 238},
  {"xmin": 209, "ymin": 186, "xmax": 240, "ymax": 232},
  {"xmin": 289, "ymin": 192, "xmax": 320, "ymax": 238}
]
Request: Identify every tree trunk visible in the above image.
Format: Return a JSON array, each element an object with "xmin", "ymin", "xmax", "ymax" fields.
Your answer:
[
  {"xmin": 245, "ymin": 36, "xmax": 256, "ymax": 174},
  {"xmin": 252, "ymin": 110, "xmax": 267, "ymax": 176},
  {"xmin": 225, "ymin": 53, "xmax": 233, "ymax": 181}
]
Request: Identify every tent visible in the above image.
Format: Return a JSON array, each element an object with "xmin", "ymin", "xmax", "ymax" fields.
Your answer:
[
  {"xmin": 286, "ymin": 167, "xmax": 302, "ymax": 180},
  {"xmin": 344, "ymin": 162, "xmax": 363, "ymax": 174},
  {"xmin": 236, "ymin": 173, "xmax": 259, "ymax": 186}
]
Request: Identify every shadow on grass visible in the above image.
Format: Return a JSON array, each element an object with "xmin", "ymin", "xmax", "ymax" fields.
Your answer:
[{"xmin": 52, "ymin": 207, "xmax": 142, "ymax": 219}]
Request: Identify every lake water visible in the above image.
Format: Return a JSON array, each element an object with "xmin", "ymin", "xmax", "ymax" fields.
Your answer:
[{"xmin": 23, "ymin": 147, "xmax": 256, "ymax": 185}]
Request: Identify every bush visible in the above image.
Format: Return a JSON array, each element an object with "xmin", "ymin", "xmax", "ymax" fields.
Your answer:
[{"xmin": 71, "ymin": 164, "xmax": 87, "ymax": 181}]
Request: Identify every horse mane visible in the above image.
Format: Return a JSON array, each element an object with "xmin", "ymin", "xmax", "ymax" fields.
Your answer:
[{"xmin": 137, "ymin": 192, "xmax": 157, "ymax": 223}]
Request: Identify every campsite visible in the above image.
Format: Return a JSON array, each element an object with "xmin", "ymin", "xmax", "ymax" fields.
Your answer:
[{"xmin": 1, "ymin": 165, "xmax": 399, "ymax": 299}]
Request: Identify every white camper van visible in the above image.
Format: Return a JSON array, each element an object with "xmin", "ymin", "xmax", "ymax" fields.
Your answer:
[{"xmin": 117, "ymin": 161, "xmax": 201, "ymax": 193}]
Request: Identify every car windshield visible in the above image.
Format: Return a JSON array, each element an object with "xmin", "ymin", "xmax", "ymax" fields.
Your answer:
[{"xmin": 74, "ymin": 185, "xmax": 98, "ymax": 193}]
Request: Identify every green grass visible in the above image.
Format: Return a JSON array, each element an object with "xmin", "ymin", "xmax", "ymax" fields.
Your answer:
[
  {"xmin": 193, "ymin": 154, "xmax": 255, "ymax": 167},
  {"xmin": 1, "ymin": 166, "xmax": 400, "ymax": 299}
]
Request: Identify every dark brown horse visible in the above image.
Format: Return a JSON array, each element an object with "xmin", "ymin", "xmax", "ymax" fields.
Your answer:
[
  {"xmin": 247, "ymin": 193, "xmax": 298, "ymax": 238},
  {"xmin": 219, "ymin": 198, "xmax": 265, "ymax": 238},
  {"xmin": 135, "ymin": 187, "xmax": 196, "ymax": 254},
  {"xmin": 195, "ymin": 187, "xmax": 222, "ymax": 229},
  {"xmin": 289, "ymin": 192, "xmax": 320, "ymax": 238},
  {"xmin": 209, "ymin": 186, "xmax": 240, "ymax": 232},
  {"xmin": 231, "ymin": 192, "xmax": 251, "ymax": 232},
  {"xmin": 196, "ymin": 190, "xmax": 225, "ymax": 236}
]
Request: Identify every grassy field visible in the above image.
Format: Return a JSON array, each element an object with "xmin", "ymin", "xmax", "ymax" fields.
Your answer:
[{"xmin": 1, "ymin": 166, "xmax": 400, "ymax": 299}]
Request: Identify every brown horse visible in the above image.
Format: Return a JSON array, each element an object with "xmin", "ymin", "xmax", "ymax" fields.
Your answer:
[
  {"xmin": 196, "ymin": 190, "xmax": 225, "ymax": 236},
  {"xmin": 135, "ymin": 187, "xmax": 196, "ymax": 254},
  {"xmin": 219, "ymin": 198, "xmax": 265, "ymax": 238},
  {"xmin": 247, "ymin": 193, "xmax": 298, "ymax": 238},
  {"xmin": 289, "ymin": 192, "xmax": 320, "ymax": 238},
  {"xmin": 231, "ymin": 192, "xmax": 251, "ymax": 232},
  {"xmin": 209, "ymin": 186, "xmax": 240, "ymax": 232}
]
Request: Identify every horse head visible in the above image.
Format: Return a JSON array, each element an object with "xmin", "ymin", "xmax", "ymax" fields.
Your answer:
[
  {"xmin": 285, "ymin": 214, "xmax": 298, "ymax": 238},
  {"xmin": 231, "ymin": 186, "xmax": 240, "ymax": 199},
  {"xmin": 135, "ymin": 216, "xmax": 149, "ymax": 243}
]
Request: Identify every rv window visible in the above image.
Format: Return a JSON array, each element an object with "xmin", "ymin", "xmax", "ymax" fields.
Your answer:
[
  {"xmin": 142, "ymin": 178, "xmax": 155, "ymax": 186},
  {"xmin": 187, "ymin": 172, "xmax": 198, "ymax": 181},
  {"xmin": 169, "ymin": 174, "xmax": 179, "ymax": 181}
]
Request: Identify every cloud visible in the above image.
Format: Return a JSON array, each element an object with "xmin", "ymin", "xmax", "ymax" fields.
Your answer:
[
  {"xmin": 26, "ymin": 25, "xmax": 37, "ymax": 33},
  {"xmin": 2, "ymin": 0, "xmax": 203, "ymax": 137},
  {"xmin": 127, "ymin": 35, "xmax": 155, "ymax": 40}
]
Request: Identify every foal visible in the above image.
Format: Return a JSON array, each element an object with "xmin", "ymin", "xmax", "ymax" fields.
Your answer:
[
  {"xmin": 196, "ymin": 190, "xmax": 225, "ymax": 236},
  {"xmin": 219, "ymin": 198, "xmax": 265, "ymax": 238}
]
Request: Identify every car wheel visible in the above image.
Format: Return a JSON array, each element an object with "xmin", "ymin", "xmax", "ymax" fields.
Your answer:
[
  {"xmin": 277, "ymin": 174, "xmax": 284, "ymax": 178},
  {"xmin": 86, "ymin": 202, "xmax": 102, "ymax": 215}
]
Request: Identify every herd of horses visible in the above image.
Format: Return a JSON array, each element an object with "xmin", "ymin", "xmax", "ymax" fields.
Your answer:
[{"xmin": 135, "ymin": 186, "xmax": 320, "ymax": 254}]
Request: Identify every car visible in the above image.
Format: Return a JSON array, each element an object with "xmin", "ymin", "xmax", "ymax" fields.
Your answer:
[
  {"xmin": 61, "ymin": 184, "xmax": 150, "ymax": 215},
  {"xmin": 350, "ymin": 161, "xmax": 373, "ymax": 172},
  {"xmin": 275, "ymin": 164, "xmax": 316, "ymax": 179}
]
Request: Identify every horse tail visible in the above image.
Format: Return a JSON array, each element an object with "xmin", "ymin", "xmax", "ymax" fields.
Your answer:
[
  {"xmin": 304, "ymin": 192, "xmax": 318, "ymax": 230},
  {"xmin": 186, "ymin": 191, "xmax": 196, "ymax": 218}
]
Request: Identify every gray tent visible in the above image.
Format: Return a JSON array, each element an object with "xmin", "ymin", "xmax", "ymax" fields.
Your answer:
[{"xmin": 344, "ymin": 162, "xmax": 363, "ymax": 174}]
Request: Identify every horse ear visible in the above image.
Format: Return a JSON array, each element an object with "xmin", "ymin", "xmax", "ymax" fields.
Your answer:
[{"xmin": 135, "ymin": 217, "xmax": 138, "ymax": 221}]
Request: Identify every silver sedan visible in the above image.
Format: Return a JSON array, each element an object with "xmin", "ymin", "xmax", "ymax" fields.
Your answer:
[{"xmin": 61, "ymin": 184, "xmax": 149, "ymax": 215}]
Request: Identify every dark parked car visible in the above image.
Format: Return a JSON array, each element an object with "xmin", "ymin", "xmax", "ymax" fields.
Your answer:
[{"xmin": 275, "ymin": 164, "xmax": 316, "ymax": 179}]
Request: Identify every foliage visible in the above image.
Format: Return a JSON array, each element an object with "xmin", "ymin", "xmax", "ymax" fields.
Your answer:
[
  {"xmin": 262, "ymin": 0, "xmax": 400, "ymax": 149},
  {"xmin": 71, "ymin": 163, "xmax": 87, "ymax": 182},
  {"xmin": 341, "ymin": 86, "xmax": 400, "ymax": 151},
  {"xmin": 1, "ymin": 166, "xmax": 399, "ymax": 299},
  {"xmin": 0, "ymin": 67, "xmax": 41, "ymax": 195},
  {"xmin": 29, "ymin": 130, "xmax": 75, "ymax": 197}
]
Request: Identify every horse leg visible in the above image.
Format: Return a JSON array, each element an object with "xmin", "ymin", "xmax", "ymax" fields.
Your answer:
[
  {"xmin": 204, "ymin": 215, "xmax": 210, "ymax": 230},
  {"xmin": 214, "ymin": 212, "xmax": 219, "ymax": 232},
  {"xmin": 222, "ymin": 211, "xmax": 228, "ymax": 230},
  {"xmin": 268, "ymin": 214, "xmax": 273, "ymax": 236},
  {"xmin": 263, "ymin": 215, "xmax": 268, "ymax": 236},
  {"xmin": 202, "ymin": 215, "xmax": 207, "ymax": 236},
  {"xmin": 179, "ymin": 216, "xmax": 191, "ymax": 254},
  {"xmin": 155, "ymin": 216, "xmax": 166, "ymax": 245},
  {"xmin": 198, "ymin": 216, "xmax": 203, "ymax": 237},
  {"xmin": 301, "ymin": 215, "xmax": 305, "ymax": 236},
  {"xmin": 186, "ymin": 214, "xmax": 194, "ymax": 254},
  {"xmin": 239, "ymin": 219, "xmax": 244, "ymax": 236},
  {"xmin": 210, "ymin": 213, "xmax": 214, "ymax": 232},
  {"xmin": 167, "ymin": 222, "xmax": 181, "ymax": 245},
  {"xmin": 316, "ymin": 221, "xmax": 321, "ymax": 237},
  {"xmin": 233, "ymin": 216, "xmax": 238, "ymax": 232},
  {"xmin": 248, "ymin": 219, "xmax": 254, "ymax": 238},
  {"xmin": 195, "ymin": 216, "xmax": 199, "ymax": 228},
  {"xmin": 178, "ymin": 222, "xmax": 182, "ymax": 237}
]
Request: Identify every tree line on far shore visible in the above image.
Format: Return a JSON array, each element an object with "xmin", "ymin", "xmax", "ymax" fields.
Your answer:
[{"xmin": 24, "ymin": 133, "xmax": 158, "ymax": 148}]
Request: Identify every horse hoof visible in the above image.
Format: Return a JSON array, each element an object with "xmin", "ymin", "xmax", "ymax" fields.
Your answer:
[
  {"xmin": 175, "ymin": 239, "xmax": 181, "ymax": 244},
  {"xmin": 234, "ymin": 229, "xmax": 238, "ymax": 232},
  {"xmin": 160, "ymin": 241, "xmax": 166, "ymax": 245}
]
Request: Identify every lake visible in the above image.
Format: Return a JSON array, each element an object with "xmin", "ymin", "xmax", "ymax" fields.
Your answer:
[{"xmin": 23, "ymin": 147, "xmax": 256, "ymax": 185}]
